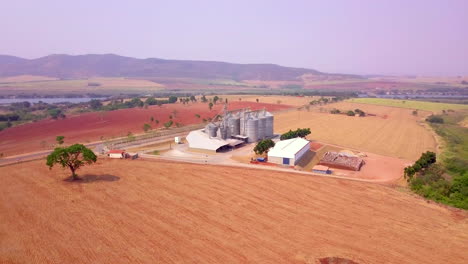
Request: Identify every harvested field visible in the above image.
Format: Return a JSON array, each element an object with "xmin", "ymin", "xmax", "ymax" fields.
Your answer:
[
  {"xmin": 275, "ymin": 102, "xmax": 437, "ymax": 160},
  {"xmin": 349, "ymin": 98, "xmax": 468, "ymax": 112},
  {"xmin": 1, "ymin": 159, "xmax": 467, "ymax": 263},
  {"xmin": 0, "ymin": 75, "xmax": 58, "ymax": 83},
  {"xmin": 0, "ymin": 101, "xmax": 291, "ymax": 156},
  {"xmin": 224, "ymin": 95, "xmax": 320, "ymax": 107},
  {"xmin": 0, "ymin": 77, "xmax": 164, "ymax": 95}
]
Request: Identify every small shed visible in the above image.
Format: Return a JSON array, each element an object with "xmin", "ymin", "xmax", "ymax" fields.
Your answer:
[
  {"xmin": 312, "ymin": 165, "xmax": 331, "ymax": 174},
  {"xmin": 108, "ymin": 149, "xmax": 125, "ymax": 159}
]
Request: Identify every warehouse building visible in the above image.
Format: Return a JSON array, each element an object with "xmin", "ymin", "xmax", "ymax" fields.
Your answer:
[
  {"xmin": 186, "ymin": 107, "xmax": 274, "ymax": 152},
  {"xmin": 267, "ymin": 137, "xmax": 310, "ymax": 166}
]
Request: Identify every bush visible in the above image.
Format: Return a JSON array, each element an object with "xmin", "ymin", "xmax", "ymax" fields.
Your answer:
[
  {"xmin": 426, "ymin": 115, "xmax": 444, "ymax": 124},
  {"xmin": 346, "ymin": 110, "xmax": 355, "ymax": 116}
]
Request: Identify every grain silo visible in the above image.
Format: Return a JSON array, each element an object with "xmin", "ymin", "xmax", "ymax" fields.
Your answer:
[
  {"xmin": 206, "ymin": 123, "xmax": 218, "ymax": 137},
  {"xmin": 265, "ymin": 112, "xmax": 274, "ymax": 137},
  {"xmin": 228, "ymin": 116, "xmax": 240, "ymax": 136},
  {"xmin": 217, "ymin": 126, "xmax": 228, "ymax": 140},
  {"xmin": 246, "ymin": 116, "xmax": 259, "ymax": 143},
  {"xmin": 258, "ymin": 115, "xmax": 266, "ymax": 140}
]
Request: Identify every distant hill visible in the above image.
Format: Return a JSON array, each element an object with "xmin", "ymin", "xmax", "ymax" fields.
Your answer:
[{"xmin": 0, "ymin": 54, "xmax": 359, "ymax": 81}]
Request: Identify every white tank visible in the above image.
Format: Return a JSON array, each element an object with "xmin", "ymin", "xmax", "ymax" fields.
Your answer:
[
  {"xmin": 206, "ymin": 124, "xmax": 218, "ymax": 137},
  {"xmin": 258, "ymin": 116, "xmax": 266, "ymax": 140},
  {"xmin": 246, "ymin": 117, "xmax": 259, "ymax": 143},
  {"xmin": 228, "ymin": 117, "xmax": 240, "ymax": 136},
  {"xmin": 265, "ymin": 112, "xmax": 274, "ymax": 137}
]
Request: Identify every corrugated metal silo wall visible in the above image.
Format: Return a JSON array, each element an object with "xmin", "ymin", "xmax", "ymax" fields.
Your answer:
[{"xmin": 246, "ymin": 118, "xmax": 259, "ymax": 143}]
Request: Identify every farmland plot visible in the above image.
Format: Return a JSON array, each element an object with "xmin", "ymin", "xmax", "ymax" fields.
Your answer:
[
  {"xmin": 0, "ymin": 159, "xmax": 466, "ymax": 263},
  {"xmin": 274, "ymin": 102, "xmax": 437, "ymax": 160}
]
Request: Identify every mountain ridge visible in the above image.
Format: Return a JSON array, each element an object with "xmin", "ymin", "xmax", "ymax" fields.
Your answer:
[{"xmin": 0, "ymin": 54, "xmax": 360, "ymax": 81}]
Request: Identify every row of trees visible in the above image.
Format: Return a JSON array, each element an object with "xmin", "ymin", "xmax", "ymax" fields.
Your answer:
[
  {"xmin": 404, "ymin": 151, "xmax": 437, "ymax": 180},
  {"xmin": 280, "ymin": 128, "xmax": 311, "ymax": 140},
  {"xmin": 330, "ymin": 108, "xmax": 365, "ymax": 117}
]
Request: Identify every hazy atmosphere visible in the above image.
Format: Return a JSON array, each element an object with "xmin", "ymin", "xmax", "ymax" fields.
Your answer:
[{"xmin": 2, "ymin": 0, "xmax": 467, "ymax": 75}]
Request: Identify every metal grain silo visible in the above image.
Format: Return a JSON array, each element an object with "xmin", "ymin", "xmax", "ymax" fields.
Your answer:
[
  {"xmin": 258, "ymin": 115, "xmax": 266, "ymax": 140},
  {"xmin": 265, "ymin": 112, "xmax": 274, "ymax": 137},
  {"xmin": 228, "ymin": 116, "xmax": 240, "ymax": 136},
  {"xmin": 206, "ymin": 124, "xmax": 218, "ymax": 137},
  {"xmin": 217, "ymin": 126, "xmax": 227, "ymax": 140},
  {"xmin": 246, "ymin": 117, "xmax": 259, "ymax": 143}
]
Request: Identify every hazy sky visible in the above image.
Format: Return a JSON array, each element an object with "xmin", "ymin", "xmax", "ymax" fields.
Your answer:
[{"xmin": 2, "ymin": 0, "xmax": 467, "ymax": 76}]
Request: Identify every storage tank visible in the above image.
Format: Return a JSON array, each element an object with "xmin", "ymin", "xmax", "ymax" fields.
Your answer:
[
  {"xmin": 258, "ymin": 116, "xmax": 266, "ymax": 140},
  {"xmin": 206, "ymin": 124, "xmax": 218, "ymax": 137},
  {"xmin": 228, "ymin": 117, "xmax": 240, "ymax": 136},
  {"xmin": 246, "ymin": 117, "xmax": 259, "ymax": 143},
  {"xmin": 265, "ymin": 112, "xmax": 274, "ymax": 137},
  {"xmin": 217, "ymin": 126, "xmax": 227, "ymax": 140}
]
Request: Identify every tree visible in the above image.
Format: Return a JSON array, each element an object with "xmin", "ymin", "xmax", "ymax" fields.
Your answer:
[
  {"xmin": 254, "ymin": 139, "xmax": 275, "ymax": 155},
  {"xmin": 150, "ymin": 116, "xmax": 154, "ymax": 122},
  {"xmin": 280, "ymin": 128, "xmax": 311, "ymax": 140},
  {"xmin": 163, "ymin": 120, "xmax": 173, "ymax": 129},
  {"xmin": 195, "ymin": 114, "xmax": 201, "ymax": 119},
  {"xmin": 213, "ymin": 96, "xmax": 219, "ymax": 104},
  {"xmin": 190, "ymin": 95, "xmax": 196, "ymax": 102},
  {"xmin": 256, "ymin": 98, "xmax": 259, "ymax": 103},
  {"xmin": 146, "ymin": 97, "xmax": 158, "ymax": 105},
  {"xmin": 208, "ymin": 102, "xmax": 214, "ymax": 110},
  {"xmin": 168, "ymin": 96, "xmax": 178, "ymax": 103},
  {"xmin": 56, "ymin": 136, "xmax": 65, "ymax": 145},
  {"xmin": 426, "ymin": 115, "xmax": 444, "ymax": 124},
  {"xmin": 412, "ymin": 110, "xmax": 418, "ymax": 116},
  {"xmin": 143, "ymin": 123, "xmax": 152, "ymax": 132},
  {"xmin": 89, "ymin": 99, "xmax": 102, "ymax": 110},
  {"xmin": 46, "ymin": 144, "xmax": 97, "ymax": 180},
  {"xmin": 48, "ymin": 108, "xmax": 66, "ymax": 119},
  {"xmin": 346, "ymin": 110, "xmax": 355, "ymax": 116},
  {"xmin": 130, "ymin": 98, "xmax": 144, "ymax": 108},
  {"xmin": 225, "ymin": 98, "xmax": 228, "ymax": 104},
  {"xmin": 201, "ymin": 95, "xmax": 208, "ymax": 103}
]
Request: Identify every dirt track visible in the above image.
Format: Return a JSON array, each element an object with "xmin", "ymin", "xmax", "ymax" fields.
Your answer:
[{"xmin": 1, "ymin": 159, "xmax": 467, "ymax": 263}]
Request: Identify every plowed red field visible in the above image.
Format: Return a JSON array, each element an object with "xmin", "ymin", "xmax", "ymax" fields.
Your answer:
[
  {"xmin": 0, "ymin": 101, "xmax": 290, "ymax": 156},
  {"xmin": 0, "ymin": 159, "xmax": 466, "ymax": 263}
]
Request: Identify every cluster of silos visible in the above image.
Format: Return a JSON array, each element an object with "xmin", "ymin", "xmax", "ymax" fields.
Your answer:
[{"xmin": 203, "ymin": 108, "xmax": 274, "ymax": 143}]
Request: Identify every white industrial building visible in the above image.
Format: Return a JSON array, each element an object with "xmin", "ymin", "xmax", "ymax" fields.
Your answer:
[
  {"xmin": 267, "ymin": 137, "xmax": 310, "ymax": 166},
  {"xmin": 186, "ymin": 107, "xmax": 274, "ymax": 152}
]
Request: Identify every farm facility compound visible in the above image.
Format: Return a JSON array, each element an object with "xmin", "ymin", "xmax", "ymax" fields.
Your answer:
[
  {"xmin": 187, "ymin": 107, "xmax": 274, "ymax": 152},
  {"xmin": 267, "ymin": 137, "xmax": 311, "ymax": 166}
]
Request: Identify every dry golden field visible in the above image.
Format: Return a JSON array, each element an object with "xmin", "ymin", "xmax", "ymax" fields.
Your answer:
[
  {"xmin": 224, "ymin": 95, "xmax": 318, "ymax": 107},
  {"xmin": 1, "ymin": 159, "xmax": 467, "ymax": 263},
  {"xmin": 0, "ymin": 75, "xmax": 58, "ymax": 83},
  {"xmin": 274, "ymin": 102, "xmax": 437, "ymax": 160}
]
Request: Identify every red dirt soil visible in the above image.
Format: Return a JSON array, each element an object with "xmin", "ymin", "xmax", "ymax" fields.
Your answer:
[
  {"xmin": 0, "ymin": 101, "xmax": 291, "ymax": 156},
  {"xmin": 0, "ymin": 159, "xmax": 467, "ymax": 263}
]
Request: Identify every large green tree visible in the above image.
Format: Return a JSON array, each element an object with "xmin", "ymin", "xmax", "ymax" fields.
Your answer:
[
  {"xmin": 46, "ymin": 144, "xmax": 97, "ymax": 180},
  {"xmin": 254, "ymin": 139, "xmax": 275, "ymax": 155}
]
